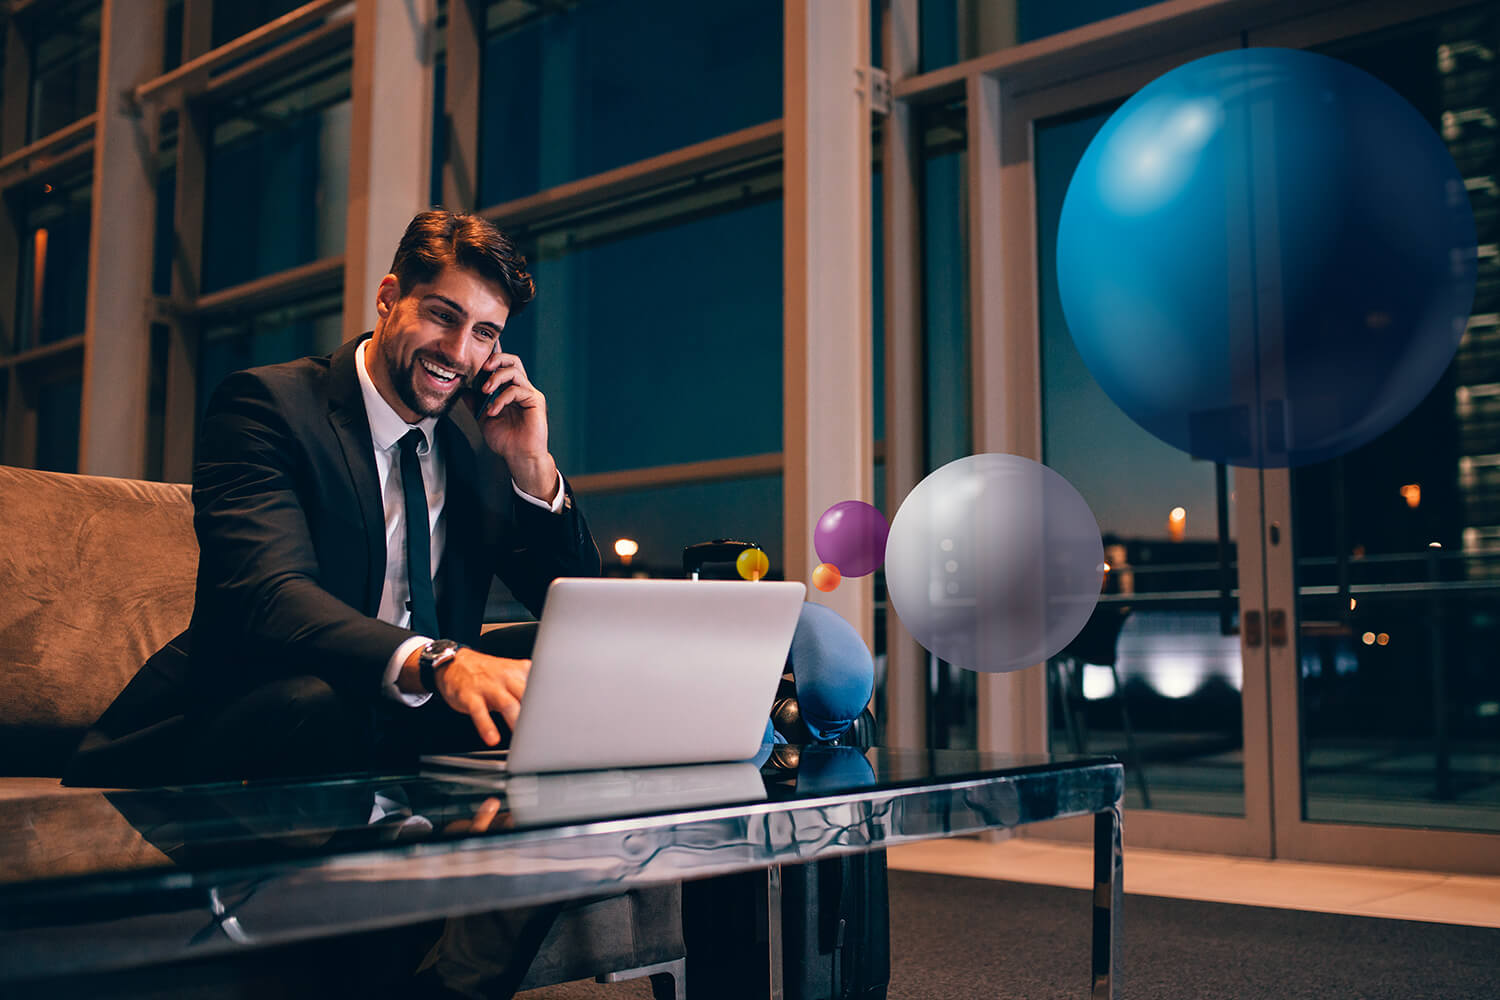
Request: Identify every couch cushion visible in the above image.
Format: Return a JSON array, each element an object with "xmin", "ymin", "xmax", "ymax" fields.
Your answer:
[{"xmin": 0, "ymin": 466, "xmax": 196, "ymax": 776}]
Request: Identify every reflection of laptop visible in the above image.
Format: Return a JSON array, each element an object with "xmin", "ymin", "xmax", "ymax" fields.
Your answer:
[
  {"xmin": 425, "ymin": 762, "xmax": 768, "ymax": 826},
  {"xmin": 423, "ymin": 578, "xmax": 806, "ymax": 774}
]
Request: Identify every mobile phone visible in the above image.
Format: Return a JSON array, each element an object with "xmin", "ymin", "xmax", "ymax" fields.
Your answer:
[{"xmin": 471, "ymin": 342, "xmax": 505, "ymax": 418}]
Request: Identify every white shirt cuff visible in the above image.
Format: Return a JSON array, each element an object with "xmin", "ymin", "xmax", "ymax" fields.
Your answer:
[
  {"xmin": 384, "ymin": 635, "xmax": 435, "ymax": 706},
  {"xmin": 513, "ymin": 472, "xmax": 566, "ymax": 513}
]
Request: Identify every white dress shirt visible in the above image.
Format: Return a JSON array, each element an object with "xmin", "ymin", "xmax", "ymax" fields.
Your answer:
[{"xmin": 354, "ymin": 341, "xmax": 563, "ymax": 705}]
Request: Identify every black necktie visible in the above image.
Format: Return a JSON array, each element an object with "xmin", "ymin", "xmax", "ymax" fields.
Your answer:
[{"xmin": 398, "ymin": 429, "xmax": 439, "ymax": 638}]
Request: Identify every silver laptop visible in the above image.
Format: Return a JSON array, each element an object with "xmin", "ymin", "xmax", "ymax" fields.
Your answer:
[{"xmin": 423, "ymin": 577, "xmax": 806, "ymax": 774}]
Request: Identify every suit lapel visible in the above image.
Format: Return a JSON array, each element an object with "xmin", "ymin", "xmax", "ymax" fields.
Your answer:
[{"xmin": 326, "ymin": 335, "xmax": 387, "ymax": 616}]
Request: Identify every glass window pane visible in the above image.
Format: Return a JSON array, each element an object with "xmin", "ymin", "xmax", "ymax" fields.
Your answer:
[
  {"xmin": 479, "ymin": 0, "xmax": 781, "ymax": 205},
  {"xmin": 201, "ymin": 61, "xmax": 349, "ymax": 292},
  {"xmin": 35, "ymin": 375, "xmax": 82, "ymax": 474},
  {"xmin": 918, "ymin": 101, "xmax": 975, "ymax": 751},
  {"xmin": 28, "ymin": 1, "xmax": 100, "ymax": 142},
  {"xmin": 1293, "ymin": 5, "xmax": 1500, "ymax": 834},
  {"xmin": 919, "ymin": 0, "xmax": 1168, "ymax": 72},
  {"xmin": 197, "ymin": 293, "xmax": 343, "ymax": 422},
  {"xmin": 1038, "ymin": 104, "xmax": 1246, "ymax": 817},
  {"xmin": 922, "ymin": 103, "xmax": 969, "ymax": 475},
  {"xmin": 15, "ymin": 180, "xmax": 91, "ymax": 351},
  {"xmin": 211, "ymin": 0, "xmax": 306, "ymax": 48},
  {"xmin": 502, "ymin": 191, "xmax": 783, "ymax": 477},
  {"xmin": 484, "ymin": 474, "xmax": 783, "ymax": 621}
]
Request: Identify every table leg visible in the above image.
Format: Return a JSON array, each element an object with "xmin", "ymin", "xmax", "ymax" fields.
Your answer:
[
  {"xmin": 757, "ymin": 864, "xmax": 783, "ymax": 1000},
  {"xmin": 1092, "ymin": 803, "xmax": 1123, "ymax": 999}
]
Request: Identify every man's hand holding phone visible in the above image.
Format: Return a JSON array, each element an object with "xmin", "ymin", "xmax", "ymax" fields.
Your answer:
[{"xmin": 468, "ymin": 347, "xmax": 558, "ymax": 500}]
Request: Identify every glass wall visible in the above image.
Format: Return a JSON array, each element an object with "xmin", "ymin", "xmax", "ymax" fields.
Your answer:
[
  {"xmin": 479, "ymin": 0, "xmax": 781, "ymax": 206},
  {"xmin": 919, "ymin": 0, "xmax": 1168, "ymax": 72},
  {"xmin": 34, "ymin": 372, "xmax": 82, "ymax": 474},
  {"xmin": 1038, "ymin": 104, "xmax": 1247, "ymax": 816},
  {"xmin": 919, "ymin": 100, "xmax": 977, "ymax": 750},
  {"xmin": 201, "ymin": 59, "xmax": 350, "ymax": 292},
  {"xmin": 197, "ymin": 294, "xmax": 343, "ymax": 419},
  {"xmin": 27, "ymin": 0, "xmax": 99, "ymax": 142},
  {"xmin": 13, "ymin": 179, "xmax": 91, "ymax": 352},
  {"xmin": 1290, "ymin": 5, "xmax": 1500, "ymax": 833}
]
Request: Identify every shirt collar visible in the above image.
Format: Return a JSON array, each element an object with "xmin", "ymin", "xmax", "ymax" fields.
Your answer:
[{"xmin": 356, "ymin": 339, "xmax": 439, "ymax": 453}]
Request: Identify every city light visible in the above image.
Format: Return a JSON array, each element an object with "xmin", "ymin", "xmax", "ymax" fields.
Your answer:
[
  {"xmin": 1350, "ymin": 598, "xmax": 1357, "ymax": 611},
  {"xmin": 614, "ymin": 538, "xmax": 639, "ymax": 565},
  {"xmin": 1167, "ymin": 506, "xmax": 1186, "ymax": 542},
  {"xmin": 1362, "ymin": 632, "xmax": 1376, "ymax": 645},
  {"xmin": 1401, "ymin": 483, "xmax": 1421, "ymax": 508},
  {"xmin": 1377, "ymin": 633, "xmax": 1390, "ymax": 646}
]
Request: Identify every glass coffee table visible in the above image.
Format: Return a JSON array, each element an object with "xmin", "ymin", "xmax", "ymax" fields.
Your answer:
[{"xmin": 0, "ymin": 748, "xmax": 1124, "ymax": 998}]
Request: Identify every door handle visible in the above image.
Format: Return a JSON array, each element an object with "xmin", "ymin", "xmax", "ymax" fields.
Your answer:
[
  {"xmin": 1244, "ymin": 610, "xmax": 1262, "ymax": 648},
  {"xmin": 1269, "ymin": 609, "xmax": 1288, "ymax": 648}
]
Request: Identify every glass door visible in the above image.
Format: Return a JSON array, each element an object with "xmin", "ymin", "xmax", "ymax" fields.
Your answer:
[
  {"xmin": 1251, "ymin": 1, "xmax": 1500, "ymax": 873},
  {"xmin": 1012, "ymin": 35, "xmax": 1277, "ymax": 857}
]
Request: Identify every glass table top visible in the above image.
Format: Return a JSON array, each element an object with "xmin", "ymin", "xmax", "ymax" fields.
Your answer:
[{"xmin": 0, "ymin": 748, "xmax": 1123, "ymax": 983}]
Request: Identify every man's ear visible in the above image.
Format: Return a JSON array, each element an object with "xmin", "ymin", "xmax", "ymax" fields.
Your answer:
[{"xmin": 375, "ymin": 274, "xmax": 400, "ymax": 319}]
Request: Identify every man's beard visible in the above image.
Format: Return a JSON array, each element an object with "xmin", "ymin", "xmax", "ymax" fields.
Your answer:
[{"xmin": 383, "ymin": 339, "xmax": 465, "ymax": 419}]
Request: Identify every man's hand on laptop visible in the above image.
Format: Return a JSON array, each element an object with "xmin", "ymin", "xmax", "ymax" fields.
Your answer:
[{"xmin": 434, "ymin": 649, "xmax": 530, "ymax": 745}]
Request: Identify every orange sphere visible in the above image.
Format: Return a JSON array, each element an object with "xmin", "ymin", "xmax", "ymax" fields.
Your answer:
[{"xmin": 811, "ymin": 562, "xmax": 842, "ymax": 592}]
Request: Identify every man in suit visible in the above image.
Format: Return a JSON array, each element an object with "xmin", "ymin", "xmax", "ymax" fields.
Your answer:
[{"xmin": 68, "ymin": 208, "xmax": 600, "ymax": 785}]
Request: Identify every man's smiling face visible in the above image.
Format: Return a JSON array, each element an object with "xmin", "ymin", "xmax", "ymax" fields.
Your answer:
[{"xmin": 368, "ymin": 265, "xmax": 511, "ymax": 423}]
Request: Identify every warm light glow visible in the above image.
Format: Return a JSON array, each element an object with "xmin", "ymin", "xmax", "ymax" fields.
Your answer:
[
  {"xmin": 40, "ymin": 183, "xmax": 53, "ymax": 194},
  {"xmin": 1362, "ymin": 632, "xmax": 1376, "ymax": 645},
  {"xmin": 1400, "ymin": 483, "xmax": 1421, "ymax": 508},
  {"xmin": 1349, "ymin": 598, "xmax": 1357, "ymax": 611},
  {"xmin": 614, "ymin": 538, "xmax": 639, "ymax": 565},
  {"xmin": 1166, "ymin": 506, "xmax": 1186, "ymax": 542},
  {"xmin": 1376, "ymin": 633, "xmax": 1390, "ymax": 646},
  {"xmin": 1429, "ymin": 541, "xmax": 1443, "ymax": 549},
  {"xmin": 1169, "ymin": 507, "xmax": 1187, "ymax": 523},
  {"xmin": 31, "ymin": 228, "xmax": 48, "ymax": 336}
]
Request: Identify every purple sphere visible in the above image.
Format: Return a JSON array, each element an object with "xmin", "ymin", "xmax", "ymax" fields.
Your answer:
[{"xmin": 814, "ymin": 501, "xmax": 890, "ymax": 579}]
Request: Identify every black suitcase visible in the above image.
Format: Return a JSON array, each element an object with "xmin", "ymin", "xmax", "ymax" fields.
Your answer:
[
  {"xmin": 681, "ymin": 539, "xmax": 890, "ymax": 1000},
  {"xmin": 682, "ymin": 764, "xmax": 890, "ymax": 1000}
]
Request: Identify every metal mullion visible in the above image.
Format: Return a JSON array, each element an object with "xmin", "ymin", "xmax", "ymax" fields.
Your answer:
[
  {"xmin": 194, "ymin": 17, "xmax": 354, "ymax": 106},
  {"xmin": 883, "ymin": 0, "xmax": 928, "ymax": 749},
  {"xmin": 0, "ymin": 113, "xmax": 96, "ymax": 177},
  {"xmin": 967, "ymin": 68, "xmax": 1047, "ymax": 760},
  {"xmin": 131, "ymin": 0, "xmax": 350, "ymax": 106},
  {"xmin": 477, "ymin": 120, "xmax": 783, "ymax": 231},
  {"xmin": 892, "ymin": 0, "xmax": 1366, "ymax": 106},
  {"xmin": 160, "ymin": 0, "xmax": 211, "ymax": 484},
  {"xmin": 189, "ymin": 255, "xmax": 344, "ymax": 320},
  {"xmin": 442, "ymin": 0, "xmax": 482, "ymax": 210},
  {"xmin": 79, "ymin": 0, "xmax": 166, "ymax": 478},
  {"xmin": 569, "ymin": 453, "xmax": 785, "ymax": 496}
]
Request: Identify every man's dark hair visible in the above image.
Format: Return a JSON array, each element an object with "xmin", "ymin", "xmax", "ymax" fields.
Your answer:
[{"xmin": 389, "ymin": 209, "xmax": 536, "ymax": 315}]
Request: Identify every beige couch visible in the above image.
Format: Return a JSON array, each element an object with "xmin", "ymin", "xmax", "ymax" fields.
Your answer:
[
  {"xmin": 0, "ymin": 466, "xmax": 197, "ymax": 796},
  {"xmin": 0, "ymin": 465, "xmax": 685, "ymax": 998}
]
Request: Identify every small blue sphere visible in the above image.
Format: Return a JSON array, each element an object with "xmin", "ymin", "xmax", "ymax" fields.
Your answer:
[{"xmin": 1057, "ymin": 47, "xmax": 1476, "ymax": 468}]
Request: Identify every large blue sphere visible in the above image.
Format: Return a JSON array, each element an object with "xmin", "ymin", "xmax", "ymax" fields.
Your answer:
[{"xmin": 1057, "ymin": 47, "xmax": 1476, "ymax": 468}]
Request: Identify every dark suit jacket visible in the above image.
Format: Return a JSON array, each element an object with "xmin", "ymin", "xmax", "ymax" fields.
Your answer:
[{"xmin": 66, "ymin": 335, "xmax": 600, "ymax": 785}]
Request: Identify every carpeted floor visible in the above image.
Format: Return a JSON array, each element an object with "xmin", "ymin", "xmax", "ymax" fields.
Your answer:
[{"xmin": 522, "ymin": 870, "xmax": 1500, "ymax": 1000}]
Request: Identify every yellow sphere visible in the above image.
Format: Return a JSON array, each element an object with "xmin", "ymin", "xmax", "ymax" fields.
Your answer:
[
  {"xmin": 736, "ymin": 548, "xmax": 770, "ymax": 581},
  {"xmin": 812, "ymin": 562, "xmax": 842, "ymax": 592}
]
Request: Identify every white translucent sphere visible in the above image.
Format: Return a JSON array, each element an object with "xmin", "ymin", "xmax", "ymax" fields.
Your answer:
[{"xmin": 885, "ymin": 454, "xmax": 1104, "ymax": 673}]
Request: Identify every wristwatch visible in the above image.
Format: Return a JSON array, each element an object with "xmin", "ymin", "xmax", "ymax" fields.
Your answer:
[{"xmin": 418, "ymin": 639, "xmax": 463, "ymax": 693}]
